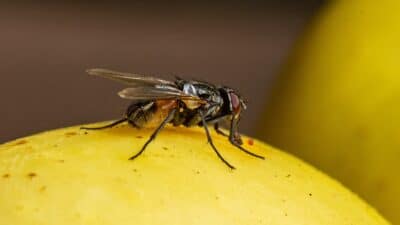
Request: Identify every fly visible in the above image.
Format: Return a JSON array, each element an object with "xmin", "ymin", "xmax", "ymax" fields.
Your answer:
[{"xmin": 81, "ymin": 68, "xmax": 264, "ymax": 169}]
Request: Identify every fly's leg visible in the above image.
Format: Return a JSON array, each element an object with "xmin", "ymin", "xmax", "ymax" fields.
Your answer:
[
  {"xmin": 81, "ymin": 118, "xmax": 128, "ymax": 130},
  {"xmin": 205, "ymin": 115, "xmax": 229, "ymax": 137},
  {"xmin": 199, "ymin": 111, "xmax": 235, "ymax": 170},
  {"xmin": 214, "ymin": 123, "xmax": 229, "ymax": 137},
  {"xmin": 228, "ymin": 117, "xmax": 265, "ymax": 160},
  {"xmin": 129, "ymin": 108, "xmax": 177, "ymax": 160}
]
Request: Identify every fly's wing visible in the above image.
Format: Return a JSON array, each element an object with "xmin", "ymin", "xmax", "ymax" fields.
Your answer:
[
  {"xmin": 118, "ymin": 86, "xmax": 205, "ymax": 102},
  {"xmin": 88, "ymin": 68, "xmax": 206, "ymax": 106},
  {"xmin": 87, "ymin": 68, "xmax": 177, "ymax": 87}
]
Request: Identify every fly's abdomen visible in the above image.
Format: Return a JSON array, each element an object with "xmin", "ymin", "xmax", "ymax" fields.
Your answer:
[
  {"xmin": 126, "ymin": 101, "xmax": 155, "ymax": 128},
  {"xmin": 172, "ymin": 108, "xmax": 201, "ymax": 127},
  {"xmin": 127, "ymin": 100, "xmax": 177, "ymax": 128}
]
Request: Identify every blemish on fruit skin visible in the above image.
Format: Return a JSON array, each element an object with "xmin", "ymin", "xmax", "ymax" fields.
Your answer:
[
  {"xmin": 309, "ymin": 193, "xmax": 313, "ymax": 197},
  {"xmin": 58, "ymin": 160, "xmax": 65, "ymax": 163},
  {"xmin": 136, "ymin": 136, "xmax": 143, "ymax": 139},
  {"xmin": 65, "ymin": 132, "xmax": 77, "ymax": 137},
  {"xmin": 162, "ymin": 146, "xmax": 168, "ymax": 150},
  {"xmin": 13, "ymin": 140, "xmax": 28, "ymax": 146},
  {"xmin": 2, "ymin": 174, "xmax": 10, "ymax": 178},
  {"xmin": 27, "ymin": 172, "xmax": 37, "ymax": 179},
  {"xmin": 247, "ymin": 138, "xmax": 254, "ymax": 146},
  {"xmin": 39, "ymin": 186, "xmax": 47, "ymax": 192}
]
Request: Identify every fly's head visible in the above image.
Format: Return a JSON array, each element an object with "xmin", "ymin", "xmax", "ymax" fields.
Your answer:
[{"xmin": 221, "ymin": 87, "xmax": 247, "ymax": 119}]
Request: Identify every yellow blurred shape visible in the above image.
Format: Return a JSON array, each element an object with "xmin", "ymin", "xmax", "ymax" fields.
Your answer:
[{"xmin": 259, "ymin": 0, "xmax": 400, "ymax": 223}]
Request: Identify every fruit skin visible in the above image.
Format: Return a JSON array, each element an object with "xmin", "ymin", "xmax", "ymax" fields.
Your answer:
[
  {"xmin": 258, "ymin": 0, "xmax": 400, "ymax": 224},
  {"xmin": 0, "ymin": 122, "xmax": 390, "ymax": 225}
]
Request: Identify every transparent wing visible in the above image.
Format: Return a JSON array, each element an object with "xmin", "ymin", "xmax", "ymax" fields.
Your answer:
[
  {"xmin": 118, "ymin": 86, "xmax": 205, "ymax": 102},
  {"xmin": 87, "ymin": 68, "xmax": 177, "ymax": 87}
]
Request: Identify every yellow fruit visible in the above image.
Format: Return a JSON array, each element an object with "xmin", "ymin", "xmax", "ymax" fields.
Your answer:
[
  {"xmin": 259, "ymin": 0, "xmax": 400, "ymax": 223},
  {"xmin": 0, "ymin": 122, "xmax": 390, "ymax": 225}
]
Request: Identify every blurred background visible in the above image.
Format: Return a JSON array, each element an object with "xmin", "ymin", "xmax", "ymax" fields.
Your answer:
[
  {"xmin": 2, "ymin": 1, "xmax": 400, "ymax": 223},
  {"xmin": 0, "ymin": 1, "xmax": 322, "ymax": 142}
]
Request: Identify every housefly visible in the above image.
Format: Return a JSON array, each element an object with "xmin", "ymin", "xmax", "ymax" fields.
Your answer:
[{"xmin": 82, "ymin": 68, "xmax": 264, "ymax": 169}]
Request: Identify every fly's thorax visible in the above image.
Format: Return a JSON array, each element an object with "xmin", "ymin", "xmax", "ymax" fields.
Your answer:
[
  {"xmin": 182, "ymin": 83, "xmax": 197, "ymax": 96},
  {"xmin": 181, "ymin": 83, "xmax": 201, "ymax": 110},
  {"xmin": 182, "ymin": 99, "xmax": 203, "ymax": 110},
  {"xmin": 182, "ymin": 81, "xmax": 223, "ymax": 111}
]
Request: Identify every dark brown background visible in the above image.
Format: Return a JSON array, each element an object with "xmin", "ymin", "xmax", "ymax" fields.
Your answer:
[{"xmin": 0, "ymin": 1, "xmax": 322, "ymax": 143}]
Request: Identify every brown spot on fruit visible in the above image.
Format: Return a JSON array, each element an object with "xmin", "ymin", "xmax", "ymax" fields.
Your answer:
[
  {"xmin": 11, "ymin": 140, "xmax": 28, "ymax": 146},
  {"xmin": 136, "ymin": 136, "xmax": 143, "ymax": 139},
  {"xmin": 65, "ymin": 132, "xmax": 77, "ymax": 137},
  {"xmin": 27, "ymin": 172, "xmax": 37, "ymax": 179},
  {"xmin": 2, "ymin": 174, "xmax": 10, "ymax": 178}
]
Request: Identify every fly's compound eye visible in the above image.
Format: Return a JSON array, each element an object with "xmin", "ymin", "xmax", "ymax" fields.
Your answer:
[{"xmin": 229, "ymin": 92, "xmax": 241, "ymax": 115}]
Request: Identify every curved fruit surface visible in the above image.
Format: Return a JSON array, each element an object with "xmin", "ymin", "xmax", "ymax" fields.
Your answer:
[
  {"xmin": 259, "ymin": 0, "xmax": 400, "ymax": 223},
  {"xmin": 0, "ymin": 122, "xmax": 390, "ymax": 225}
]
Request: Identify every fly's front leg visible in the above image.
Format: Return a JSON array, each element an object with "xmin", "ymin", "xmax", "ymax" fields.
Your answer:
[
  {"xmin": 204, "ymin": 114, "xmax": 229, "ymax": 137},
  {"xmin": 229, "ymin": 117, "xmax": 265, "ymax": 160},
  {"xmin": 199, "ymin": 111, "xmax": 235, "ymax": 169},
  {"xmin": 81, "ymin": 118, "xmax": 128, "ymax": 130},
  {"xmin": 214, "ymin": 123, "xmax": 229, "ymax": 137},
  {"xmin": 129, "ymin": 108, "xmax": 177, "ymax": 160}
]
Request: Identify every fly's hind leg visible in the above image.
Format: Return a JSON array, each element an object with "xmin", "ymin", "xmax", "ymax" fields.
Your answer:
[
  {"xmin": 81, "ymin": 118, "xmax": 128, "ymax": 130},
  {"xmin": 129, "ymin": 108, "xmax": 177, "ymax": 160}
]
